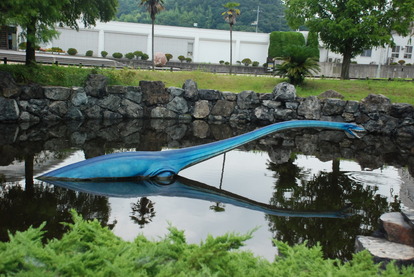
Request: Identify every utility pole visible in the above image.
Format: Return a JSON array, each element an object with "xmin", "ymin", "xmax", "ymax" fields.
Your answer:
[{"xmin": 252, "ymin": 6, "xmax": 260, "ymax": 33}]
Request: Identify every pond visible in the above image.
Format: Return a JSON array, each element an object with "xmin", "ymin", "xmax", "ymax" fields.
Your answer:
[{"xmin": 1, "ymin": 119, "xmax": 413, "ymax": 261}]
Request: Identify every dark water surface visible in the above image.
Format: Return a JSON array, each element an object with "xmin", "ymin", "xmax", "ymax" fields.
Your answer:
[{"xmin": 1, "ymin": 119, "xmax": 413, "ymax": 261}]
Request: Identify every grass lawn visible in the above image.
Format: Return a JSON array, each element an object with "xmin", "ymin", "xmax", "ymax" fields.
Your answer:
[{"xmin": 1, "ymin": 64, "xmax": 413, "ymax": 105}]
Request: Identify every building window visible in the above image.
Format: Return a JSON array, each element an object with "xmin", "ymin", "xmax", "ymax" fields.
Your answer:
[
  {"xmin": 361, "ymin": 49, "xmax": 372, "ymax": 57},
  {"xmin": 391, "ymin": 46, "xmax": 400, "ymax": 58},
  {"xmin": 404, "ymin": 46, "xmax": 413, "ymax": 59},
  {"xmin": 187, "ymin": 42, "xmax": 193, "ymax": 57}
]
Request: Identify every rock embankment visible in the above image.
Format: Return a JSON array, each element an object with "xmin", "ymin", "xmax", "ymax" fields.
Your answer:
[
  {"xmin": 1, "ymin": 72, "xmax": 414, "ymax": 137},
  {"xmin": 356, "ymin": 212, "xmax": 414, "ymax": 267}
]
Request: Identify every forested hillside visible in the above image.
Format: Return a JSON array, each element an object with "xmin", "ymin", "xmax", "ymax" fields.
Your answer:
[{"xmin": 116, "ymin": 0, "xmax": 291, "ymax": 33}]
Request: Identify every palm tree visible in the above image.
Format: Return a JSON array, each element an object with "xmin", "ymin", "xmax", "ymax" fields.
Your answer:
[
  {"xmin": 140, "ymin": 0, "xmax": 165, "ymax": 70},
  {"xmin": 222, "ymin": 2, "xmax": 240, "ymax": 75},
  {"xmin": 274, "ymin": 45, "xmax": 320, "ymax": 85}
]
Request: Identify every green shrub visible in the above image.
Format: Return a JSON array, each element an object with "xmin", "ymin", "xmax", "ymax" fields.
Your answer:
[
  {"xmin": 134, "ymin": 50, "xmax": 144, "ymax": 59},
  {"xmin": 1, "ymin": 211, "xmax": 413, "ymax": 276},
  {"xmin": 274, "ymin": 45, "xmax": 320, "ymax": 85},
  {"xmin": 85, "ymin": 50, "xmax": 93, "ymax": 57},
  {"xmin": 306, "ymin": 31, "xmax": 320, "ymax": 59},
  {"xmin": 252, "ymin": 61, "xmax": 259, "ymax": 67},
  {"xmin": 398, "ymin": 60, "xmax": 406, "ymax": 65},
  {"xmin": 219, "ymin": 60, "xmax": 225, "ymax": 64},
  {"xmin": 18, "ymin": 42, "xmax": 26, "ymax": 50},
  {"xmin": 178, "ymin": 55, "xmax": 186, "ymax": 63},
  {"xmin": 141, "ymin": 53, "xmax": 149, "ymax": 60},
  {"xmin": 268, "ymin": 31, "xmax": 306, "ymax": 59},
  {"xmin": 112, "ymin": 52, "xmax": 123, "ymax": 59},
  {"xmin": 67, "ymin": 48, "xmax": 78, "ymax": 55},
  {"xmin": 242, "ymin": 58, "xmax": 252, "ymax": 66},
  {"xmin": 225, "ymin": 61, "xmax": 230, "ymax": 65},
  {"xmin": 125, "ymin": 52, "xmax": 135, "ymax": 59},
  {"xmin": 51, "ymin": 47, "xmax": 64, "ymax": 53},
  {"xmin": 101, "ymin": 51, "xmax": 108, "ymax": 58},
  {"xmin": 165, "ymin": 53, "xmax": 173, "ymax": 61},
  {"xmin": 185, "ymin": 57, "xmax": 192, "ymax": 63}
]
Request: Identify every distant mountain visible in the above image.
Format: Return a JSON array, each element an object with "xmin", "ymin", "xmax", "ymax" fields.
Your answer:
[{"xmin": 115, "ymin": 0, "xmax": 291, "ymax": 33}]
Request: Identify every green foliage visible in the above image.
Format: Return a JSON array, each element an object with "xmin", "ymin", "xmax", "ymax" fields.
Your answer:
[
  {"xmin": 116, "ymin": 0, "xmax": 289, "ymax": 33},
  {"xmin": 1, "ymin": 210, "xmax": 413, "ymax": 276},
  {"xmin": 219, "ymin": 60, "xmax": 225, "ymax": 65},
  {"xmin": 178, "ymin": 55, "xmax": 186, "ymax": 63},
  {"xmin": 3, "ymin": 0, "xmax": 118, "ymax": 65},
  {"xmin": 242, "ymin": 58, "xmax": 252, "ymax": 66},
  {"xmin": 101, "ymin": 50, "xmax": 108, "ymax": 57},
  {"xmin": 165, "ymin": 53, "xmax": 173, "ymax": 61},
  {"xmin": 85, "ymin": 50, "xmax": 93, "ymax": 57},
  {"xmin": 18, "ymin": 42, "xmax": 27, "ymax": 50},
  {"xmin": 274, "ymin": 45, "xmax": 320, "ymax": 85},
  {"xmin": 133, "ymin": 51, "xmax": 144, "ymax": 58},
  {"xmin": 125, "ymin": 52, "xmax": 135, "ymax": 59},
  {"xmin": 141, "ymin": 53, "xmax": 149, "ymax": 60},
  {"xmin": 112, "ymin": 52, "xmax": 123, "ymax": 59},
  {"xmin": 306, "ymin": 31, "xmax": 319, "ymax": 59},
  {"xmin": 67, "ymin": 48, "xmax": 78, "ymax": 56},
  {"xmin": 185, "ymin": 57, "xmax": 192, "ymax": 63},
  {"xmin": 284, "ymin": 0, "xmax": 414, "ymax": 79},
  {"xmin": 252, "ymin": 61, "xmax": 259, "ymax": 67},
  {"xmin": 268, "ymin": 31, "xmax": 306, "ymax": 59}
]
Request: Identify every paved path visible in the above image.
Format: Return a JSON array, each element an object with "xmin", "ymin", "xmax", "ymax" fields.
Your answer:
[{"xmin": 0, "ymin": 49, "xmax": 124, "ymax": 67}]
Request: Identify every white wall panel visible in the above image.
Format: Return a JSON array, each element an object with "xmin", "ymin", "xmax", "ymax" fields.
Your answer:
[
  {"xmin": 104, "ymin": 32, "xmax": 148, "ymax": 55},
  {"xmin": 52, "ymin": 29, "xmax": 99, "ymax": 55}
]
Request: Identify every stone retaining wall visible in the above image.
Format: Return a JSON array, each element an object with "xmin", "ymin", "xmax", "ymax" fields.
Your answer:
[{"xmin": 1, "ymin": 72, "xmax": 414, "ymax": 138}]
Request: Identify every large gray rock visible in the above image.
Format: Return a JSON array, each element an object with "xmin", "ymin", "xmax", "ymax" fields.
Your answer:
[
  {"xmin": 298, "ymin": 96, "xmax": 321, "ymax": 119},
  {"xmin": 211, "ymin": 100, "xmax": 235, "ymax": 117},
  {"xmin": 107, "ymin": 85, "xmax": 126, "ymax": 94},
  {"xmin": 98, "ymin": 94, "xmax": 122, "ymax": 112},
  {"xmin": 380, "ymin": 212, "xmax": 414, "ymax": 247},
  {"xmin": 140, "ymin": 81, "xmax": 169, "ymax": 105},
  {"xmin": 20, "ymin": 83, "xmax": 43, "ymax": 100},
  {"xmin": 167, "ymin": 96, "xmax": 188, "ymax": 114},
  {"xmin": 361, "ymin": 94, "xmax": 392, "ymax": 114},
  {"xmin": 0, "ymin": 71, "xmax": 19, "ymax": 98},
  {"xmin": 237, "ymin": 90, "xmax": 259, "ymax": 109},
  {"xmin": 272, "ymin": 82, "xmax": 296, "ymax": 101},
  {"xmin": 193, "ymin": 100, "xmax": 210, "ymax": 119},
  {"xmin": 322, "ymin": 98, "xmax": 347, "ymax": 116},
  {"xmin": 0, "ymin": 97, "xmax": 19, "ymax": 121},
  {"xmin": 355, "ymin": 236, "xmax": 414, "ymax": 266},
  {"xmin": 65, "ymin": 106, "xmax": 84, "ymax": 120},
  {"xmin": 84, "ymin": 74, "xmax": 108, "ymax": 98},
  {"xmin": 192, "ymin": 120, "xmax": 209, "ymax": 138},
  {"xmin": 71, "ymin": 88, "xmax": 88, "ymax": 106},
  {"xmin": 44, "ymin": 86, "xmax": 71, "ymax": 101},
  {"xmin": 168, "ymin": 87, "xmax": 184, "ymax": 97},
  {"xmin": 390, "ymin": 103, "xmax": 414, "ymax": 119},
  {"xmin": 48, "ymin": 101, "xmax": 68, "ymax": 116},
  {"xmin": 151, "ymin": 106, "xmax": 176, "ymax": 118},
  {"xmin": 255, "ymin": 106, "xmax": 274, "ymax": 121},
  {"xmin": 125, "ymin": 86, "xmax": 142, "ymax": 104},
  {"xmin": 198, "ymin": 89, "xmax": 222, "ymax": 101},
  {"xmin": 183, "ymin": 79, "xmax": 198, "ymax": 101},
  {"xmin": 119, "ymin": 99, "xmax": 143, "ymax": 118}
]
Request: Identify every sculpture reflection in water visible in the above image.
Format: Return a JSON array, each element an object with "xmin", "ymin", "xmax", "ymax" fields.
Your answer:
[{"xmin": 41, "ymin": 175, "xmax": 350, "ymax": 219}]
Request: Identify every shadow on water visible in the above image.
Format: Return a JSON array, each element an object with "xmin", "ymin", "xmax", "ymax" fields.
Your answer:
[{"xmin": 1, "ymin": 119, "xmax": 413, "ymax": 259}]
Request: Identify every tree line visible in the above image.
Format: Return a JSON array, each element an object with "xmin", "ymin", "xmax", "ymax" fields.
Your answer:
[{"xmin": 116, "ymin": 0, "xmax": 289, "ymax": 33}]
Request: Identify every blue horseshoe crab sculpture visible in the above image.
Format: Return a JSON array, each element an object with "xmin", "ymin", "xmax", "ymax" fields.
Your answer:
[{"xmin": 38, "ymin": 120, "xmax": 364, "ymax": 181}]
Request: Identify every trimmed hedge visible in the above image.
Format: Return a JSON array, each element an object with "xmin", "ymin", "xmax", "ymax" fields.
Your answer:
[{"xmin": 268, "ymin": 32, "xmax": 305, "ymax": 59}]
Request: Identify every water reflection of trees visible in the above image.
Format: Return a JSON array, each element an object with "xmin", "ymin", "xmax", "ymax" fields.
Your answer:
[
  {"xmin": 130, "ymin": 197, "xmax": 156, "ymax": 228},
  {"xmin": 265, "ymin": 157, "xmax": 401, "ymax": 260},
  {"xmin": 0, "ymin": 180, "xmax": 111, "ymax": 242}
]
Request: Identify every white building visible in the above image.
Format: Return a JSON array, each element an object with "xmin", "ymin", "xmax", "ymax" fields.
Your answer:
[
  {"xmin": 37, "ymin": 21, "xmax": 414, "ymax": 66},
  {"xmin": 46, "ymin": 21, "xmax": 269, "ymax": 64}
]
